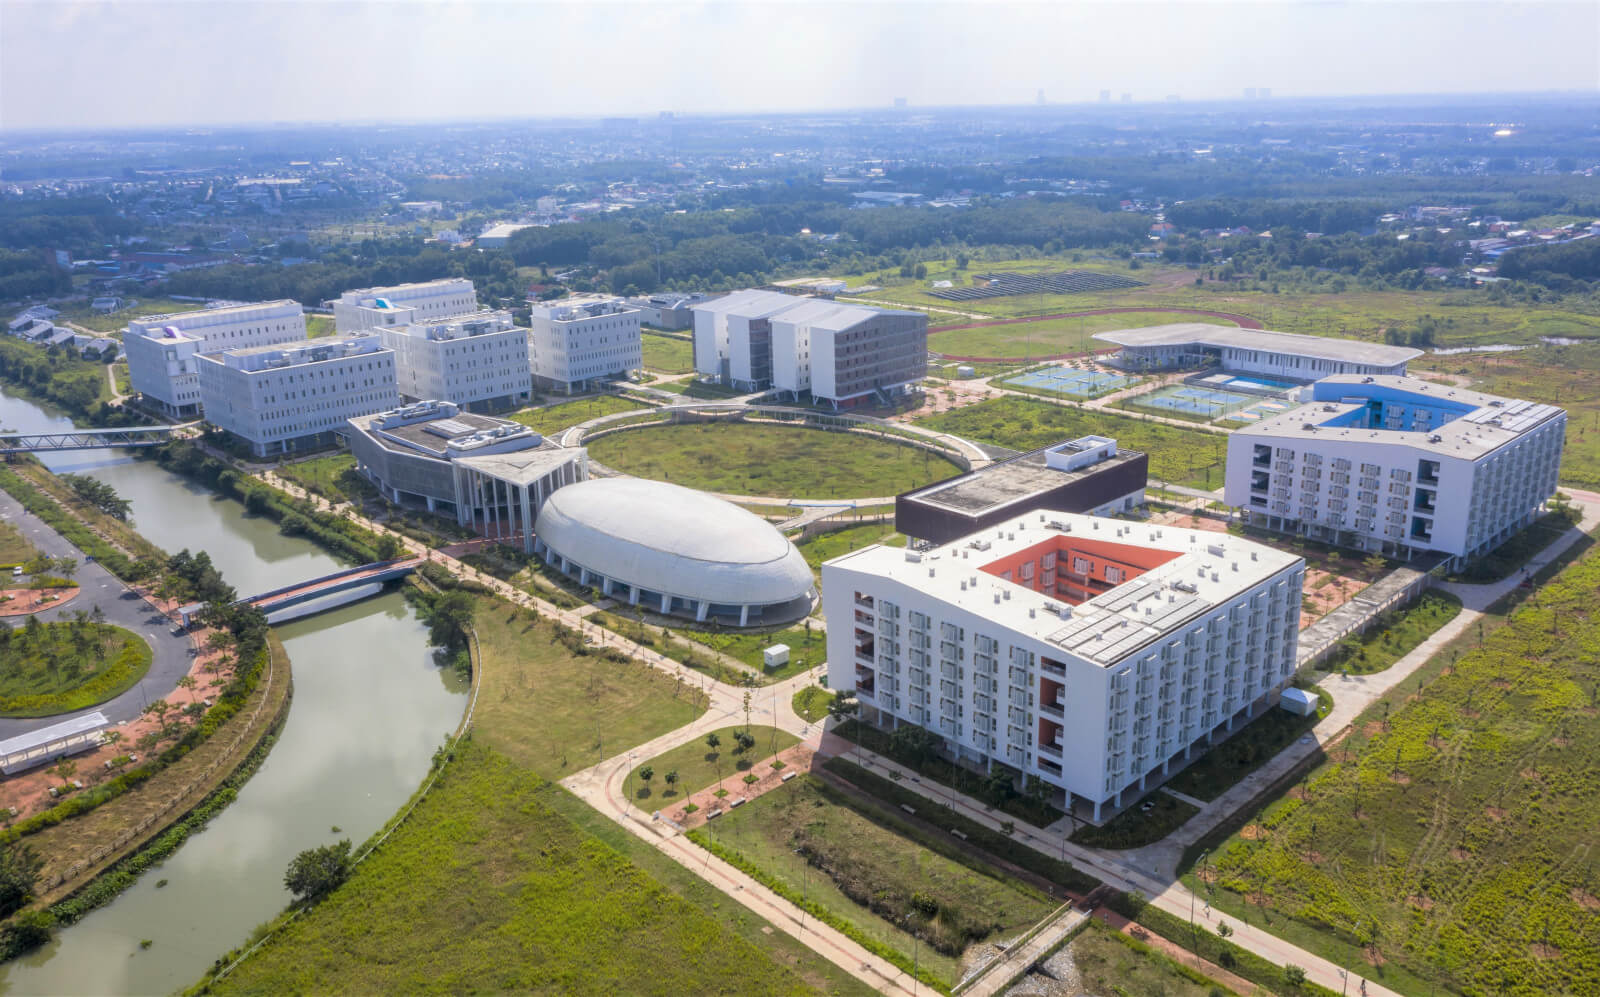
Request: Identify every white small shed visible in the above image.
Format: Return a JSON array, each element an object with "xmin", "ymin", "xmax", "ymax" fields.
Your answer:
[
  {"xmin": 763, "ymin": 644, "xmax": 790, "ymax": 669},
  {"xmin": 1279, "ymin": 687, "xmax": 1318, "ymax": 717}
]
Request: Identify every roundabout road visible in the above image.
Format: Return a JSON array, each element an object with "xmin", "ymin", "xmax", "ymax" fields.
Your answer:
[{"xmin": 0, "ymin": 487, "xmax": 194, "ymax": 739}]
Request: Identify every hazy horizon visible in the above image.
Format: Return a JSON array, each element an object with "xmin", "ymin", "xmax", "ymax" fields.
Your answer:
[{"xmin": 2, "ymin": 1, "xmax": 1597, "ymax": 132}]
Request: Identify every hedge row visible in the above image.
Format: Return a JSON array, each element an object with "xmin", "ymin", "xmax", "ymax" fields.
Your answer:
[{"xmin": 0, "ymin": 466, "xmax": 140, "ymax": 580}]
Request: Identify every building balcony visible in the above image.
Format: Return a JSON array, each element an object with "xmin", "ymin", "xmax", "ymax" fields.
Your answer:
[
  {"xmin": 1039, "ymin": 701, "xmax": 1064, "ymax": 719},
  {"xmin": 1040, "ymin": 656, "xmax": 1067, "ymax": 677},
  {"xmin": 854, "ymin": 609, "xmax": 875, "ymax": 626},
  {"xmin": 854, "ymin": 593, "xmax": 875, "ymax": 610},
  {"xmin": 1038, "ymin": 742, "xmax": 1063, "ymax": 759}
]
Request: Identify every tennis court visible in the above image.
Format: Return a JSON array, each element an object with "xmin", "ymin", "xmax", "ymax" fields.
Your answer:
[
  {"xmin": 1231, "ymin": 397, "xmax": 1298, "ymax": 421},
  {"xmin": 1005, "ymin": 367, "xmax": 1136, "ymax": 398},
  {"xmin": 1127, "ymin": 383, "xmax": 1258, "ymax": 418},
  {"xmin": 1195, "ymin": 372, "xmax": 1301, "ymax": 394}
]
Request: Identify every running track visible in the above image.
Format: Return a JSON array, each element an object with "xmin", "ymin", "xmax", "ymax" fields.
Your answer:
[{"xmin": 928, "ymin": 307, "xmax": 1263, "ymax": 363}]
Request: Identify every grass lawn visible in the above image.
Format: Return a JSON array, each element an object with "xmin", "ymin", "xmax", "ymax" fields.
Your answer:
[
  {"xmin": 627, "ymin": 724, "xmax": 799, "ymax": 801},
  {"xmin": 640, "ymin": 332, "xmax": 695, "ymax": 373},
  {"xmin": 595, "ymin": 607, "xmax": 826, "ymax": 683},
  {"xmin": 928, "ymin": 310, "xmax": 1234, "ymax": 360},
  {"xmin": 652, "ymin": 378, "xmax": 744, "ymax": 398},
  {"xmin": 208, "ymin": 742, "xmax": 845, "ymax": 996},
  {"xmin": 915, "ymin": 396, "xmax": 1228, "ymax": 490},
  {"xmin": 1195, "ymin": 541, "xmax": 1600, "ymax": 996},
  {"xmin": 587, "ymin": 422, "xmax": 961, "ymax": 499},
  {"xmin": 1321, "ymin": 591, "xmax": 1463, "ymax": 675},
  {"xmin": 695, "ymin": 774, "xmax": 1056, "ymax": 988},
  {"xmin": 1071, "ymin": 791, "xmax": 1200, "ymax": 849},
  {"xmin": 55, "ymin": 297, "xmax": 206, "ymax": 334},
  {"xmin": 1061, "ymin": 918, "xmax": 1241, "ymax": 996},
  {"xmin": 0, "ymin": 622, "xmax": 152, "ymax": 718},
  {"xmin": 305, "ymin": 315, "xmax": 335, "ymax": 338},
  {"xmin": 792, "ymin": 685, "xmax": 834, "ymax": 724},
  {"xmin": 468, "ymin": 595, "xmax": 708, "ymax": 777},
  {"xmin": 0, "ymin": 519, "xmax": 37, "ymax": 564},
  {"xmin": 1164, "ymin": 688, "xmax": 1332, "ymax": 803},
  {"xmin": 1427, "ymin": 342, "xmax": 1600, "ymax": 490},
  {"xmin": 275, "ymin": 453, "xmax": 381, "ymax": 507},
  {"xmin": 509, "ymin": 395, "xmax": 645, "ymax": 437}
]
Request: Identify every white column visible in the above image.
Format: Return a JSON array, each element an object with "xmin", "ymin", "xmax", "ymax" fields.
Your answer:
[
  {"xmin": 739, "ymin": 604, "xmax": 750, "ymax": 626},
  {"xmin": 696, "ymin": 600, "xmax": 710, "ymax": 622},
  {"xmin": 660, "ymin": 593, "xmax": 671, "ymax": 614}
]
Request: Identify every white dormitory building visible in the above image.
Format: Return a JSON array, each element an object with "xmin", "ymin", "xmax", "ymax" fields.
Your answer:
[
  {"xmin": 123, "ymin": 300, "xmax": 306, "ymax": 417},
  {"xmin": 692, "ymin": 290, "xmax": 928, "ymax": 408},
  {"xmin": 197, "ymin": 334, "xmax": 400, "ymax": 457},
  {"xmin": 331, "ymin": 279, "xmax": 479, "ymax": 333},
  {"xmin": 824, "ymin": 514, "xmax": 1304, "ymax": 822},
  {"xmin": 376, "ymin": 310, "xmax": 531, "ymax": 412},
  {"xmin": 1226, "ymin": 375, "xmax": 1566, "ymax": 567},
  {"xmin": 525, "ymin": 297, "xmax": 642, "ymax": 393}
]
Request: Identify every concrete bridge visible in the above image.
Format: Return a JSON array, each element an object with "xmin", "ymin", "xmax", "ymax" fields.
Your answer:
[
  {"xmin": 0, "ymin": 426, "xmax": 177, "ymax": 454},
  {"xmin": 178, "ymin": 558, "xmax": 422, "ymax": 626}
]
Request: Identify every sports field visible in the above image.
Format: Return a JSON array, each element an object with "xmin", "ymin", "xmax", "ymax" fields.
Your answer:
[{"xmin": 1003, "ymin": 367, "xmax": 1136, "ymax": 398}]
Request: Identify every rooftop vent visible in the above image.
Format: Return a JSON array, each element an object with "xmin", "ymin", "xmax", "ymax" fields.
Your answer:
[
  {"xmin": 904, "ymin": 551, "xmax": 922, "ymax": 563},
  {"xmin": 1207, "ymin": 543, "xmax": 1226, "ymax": 557},
  {"xmin": 969, "ymin": 539, "xmax": 991, "ymax": 551}
]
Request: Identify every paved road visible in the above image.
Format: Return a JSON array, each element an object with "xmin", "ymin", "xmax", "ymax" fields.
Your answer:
[{"xmin": 0, "ymin": 486, "xmax": 193, "ymax": 738}]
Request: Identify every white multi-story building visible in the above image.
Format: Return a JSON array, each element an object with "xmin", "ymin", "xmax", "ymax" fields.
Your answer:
[
  {"xmin": 196, "ymin": 334, "xmax": 399, "ymax": 457},
  {"xmin": 331, "ymin": 279, "xmax": 479, "ymax": 333},
  {"xmin": 693, "ymin": 290, "xmax": 927, "ymax": 407},
  {"xmin": 1094, "ymin": 324, "xmax": 1420, "ymax": 380},
  {"xmin": 122, "ymin": 300, "xmax": 305, "ymax": 416},
  {"xmin": 1226, "ymin": 375, "xmax": 1566, "ymax": 565},
  {"xmin": 376, "ymin": 310, "xmax": 531, "ymax": 411},
  {"xmin": 525, "ymin": 297, "xmax": 642, "ymax": 393},
  {"xmin": 824, "ymin": 514, "xmax": 1303, "ymax": 821}
]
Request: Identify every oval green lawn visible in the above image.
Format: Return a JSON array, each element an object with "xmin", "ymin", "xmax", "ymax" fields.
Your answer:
[
  {"xmin": 0, "ymin": 621, "xmax": 153, "ymax": 718},
  {"xmin": 586, "ymin": 421, "xmax": 960, "ymax": 499}
]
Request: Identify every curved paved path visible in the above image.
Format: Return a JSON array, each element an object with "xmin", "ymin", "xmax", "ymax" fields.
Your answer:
[{"xmin": 0, "ymin": 488, "xmax": 193, "ymax": 738}]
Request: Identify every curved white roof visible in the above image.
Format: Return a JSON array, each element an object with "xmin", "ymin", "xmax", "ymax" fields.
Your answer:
[{"xmin": 538, "ymin": 478, "xmax": 815, "ymax": 607}]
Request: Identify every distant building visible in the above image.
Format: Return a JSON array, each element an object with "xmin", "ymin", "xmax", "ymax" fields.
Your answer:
[
  {"xmin": 346, "ymin": 400, "xmax": 587, "ymax": 551},
  {"xmin": 896, "ymin": 437, "xmax": 1149, "ymax": 544},
  {"xmin": 624, "ymin": 292, "xmax": 710, "ymax": 330},
  {"xmin": 474, "ymin": 222, "xmax": 535, "ymax": 249},
  {"xmin": 525, "ymin": 297, "xmax": 642, "ymax": 394},
  {"xmin": 693, "ymin": 290, "xmax": 927, "ymax": 408},
  {"xmin": 123, "ymin": 300, "xmax": 306, "ymax": 417},
  {"xmin": 375, "ymin": 309, "xmax": 531, "ymax": 411},
  {"xmin": 197, "ymin": 333, "xmax": 399, "ymax": 457},
  {"xmin": 1226, "ymin": 375, "xmax": 1566, "ymax": 565},
  {"xmin": 331, "ymin": 279, "xmax": 478, "ymax": 333}
]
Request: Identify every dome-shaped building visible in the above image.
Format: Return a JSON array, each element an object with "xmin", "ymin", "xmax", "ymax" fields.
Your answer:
[{"xmin": 535, "ymin": 478, "xmax": 815, "ymax": 627}]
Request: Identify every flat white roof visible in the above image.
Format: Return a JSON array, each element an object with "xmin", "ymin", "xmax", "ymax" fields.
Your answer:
[
  {"xmin": 0, "ymin": 711, "xmax": 110, "ymax": 757},
  {"xmin": 829, "ymin": 512, "xmax": 1300, "ymax": 667},
  {"xmin": 1238, "ymin": 374, "xmax": 1565, "ymax": 460},
  {"xmin": 1093, "ymin": 323, "xmax": 1421, "ymax": 367}
]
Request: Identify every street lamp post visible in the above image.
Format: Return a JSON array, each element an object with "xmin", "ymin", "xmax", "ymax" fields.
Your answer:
[{"xmin": 1189, "ymin": 849, "xmax": 1208, "ymax": 952}]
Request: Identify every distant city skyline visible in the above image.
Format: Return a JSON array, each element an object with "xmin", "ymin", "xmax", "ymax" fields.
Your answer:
[{"xmin": 1, "ymin": 1, "xmax": 1596, "ymax": 132}]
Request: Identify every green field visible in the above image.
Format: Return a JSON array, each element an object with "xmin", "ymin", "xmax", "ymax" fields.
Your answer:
[
  {"xmin": 305, "ymin": 314, "xmax": 335, "ymax": 338},
  {"xmin": 54, "ymin": 297, "xmax": 207, "ymax": 334},
  {"xmin": 207, "ymin": 742, "xmax": 851, "ymax": 996},
  {"xmin": 1321, "ymin": 591, "xmax": 1463, "ymax": 675},
  {"xmin": 0, "ymin": 621, "xmax": 152, "ymax": 718},
  {"xmin": 586, "ymin": 422, "xmax": 961, "ymax": 499},
  {"xmin": 792, "ymin": 685, "xmax": 834, "ymax": 724},
  {"xmin": 627, "ymin": 724, "xmax": 799, "ymax": 801},
  {"xmin": 510, "ymin": 395, "xmax": 646, "ymax": 438},
  {"xmin": 915, "ymin": 396, "xmax": 1228, "ymax": 489},
  {"xmin": 0, "ymin": 520, "xmax": 37, "ymax": 564},
  {"xmin": 795, "ymin": 523, "xmax": 899, "ymax": 589},
  {"xmin": 696, "ymin": 774, "xmax": 1056, "ymax": 987},
  {"xmin": 468, "ymin": 595, "xmax": 707, "ymax": 776},
  {"xmin": 1198, "ymin": 542, "xmax": 1600, "ymax": 996},
  {"xmin": 1426, "ymin": 342, "xmax": 1600, "ymax": 490},
  {"xmin": 640, "ymin": 332, "xmax": 695, "ymax": 373},
  {"xmin": 275, "ymin": 453, "xmax": 380, "ymax": 507},
  {"xmin": 928, "ymin": 310, "xmax": 1234, "ymax": 360},
  {"xmin": 1058, "ymin": 919, "xmax": 1240, "ymax": 996},
  {"xmin": 595, "ymin": 608, "xmax": 825, "ymax": 682}
]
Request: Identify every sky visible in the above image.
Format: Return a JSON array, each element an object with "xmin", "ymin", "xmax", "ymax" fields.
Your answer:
[{"xmin": 1, "ymin": 0, "xmax": 1596, "ymax": 131}]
